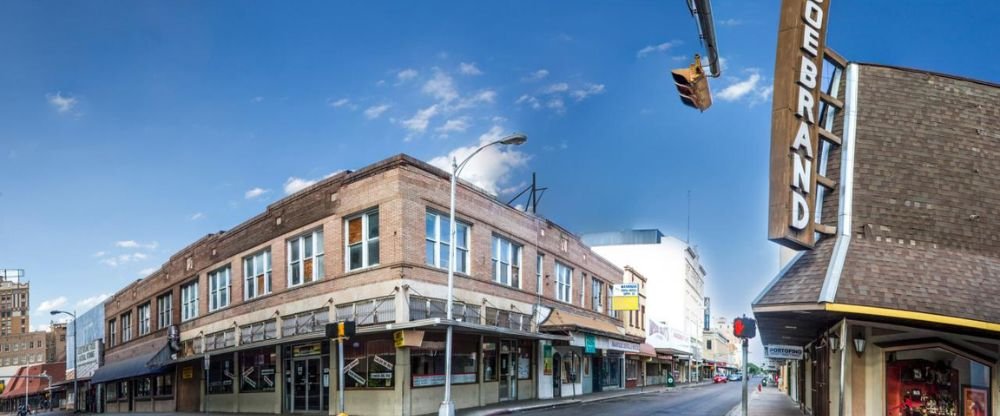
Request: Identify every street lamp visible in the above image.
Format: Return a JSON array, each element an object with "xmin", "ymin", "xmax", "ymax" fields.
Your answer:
[
  {"xmin": 50, "ymin": 310, "xmax": 77, "ymax": 413},
  {"xmin": 439, "ymin": 133, "xmax": 527, "ymax": 416}
]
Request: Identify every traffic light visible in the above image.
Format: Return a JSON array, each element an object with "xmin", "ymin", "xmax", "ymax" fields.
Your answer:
[
  {"xmin": 326, "ymin": 320, "xmax": 356, "ymax": 339},
  {"xmin": 671, "ymin": 55, "xmax": 712, "ymax": 111},
  {"xmin": 733, "ymin": 317, "xmax": 757, "ymax": 339}
]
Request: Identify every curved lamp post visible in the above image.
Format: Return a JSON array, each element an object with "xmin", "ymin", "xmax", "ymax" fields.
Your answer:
[
  {"xmin": 50, "ymin": 310, "xmax": 77, "ymax": 412},
  {"xmin": 439, "ymin": 133, "xmax": 527, "ymax": 416}
]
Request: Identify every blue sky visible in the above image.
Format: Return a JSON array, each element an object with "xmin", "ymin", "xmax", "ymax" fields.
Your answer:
[{"xmin": 1, "ymin": 1, "xmax": 998, "ymax": 360}]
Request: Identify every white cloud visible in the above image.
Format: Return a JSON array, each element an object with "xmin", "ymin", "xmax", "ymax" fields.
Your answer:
[
  {"xmin": 458, "ymin": 62, "xmax": 482, "ymax": 76},
  {"xmin": 546, "ymin": 98, "xmax": 566, "ymax": 114},
  {"xmin": 422, "ymin": 72, "xmax": 458, "ymax": 103},
  {"xmin": 245, "ymin": 187, "xmax": 269, "ymax": 199},
  {"xmin": 47, "ymin": 92, "xmax": 78, "ymax": 113},
  {"xmin": 428, "ymin": 126, "xmax": 530, "ymax": 195},
  {"xmin": 436, "ymin": 118, "xmax": 470, "ymax": 134},
  {"xmin": 94, "ymin": 251, "xmax": 106, "ymax": 257},
  {"xmin": 364, "ymin": 104, "xmax": 391, "ymax": 119},
  {"xmin": 115, "ymin": 240, "xmax": 157, "ymax": 250},
  {"xmin": 516, "ymin": 95, "xmax": 541, "ymax": 110},
  {"xmin": 138, "ymin": 268, "xmax": 157, "ymax": 276},
  {"xmin": 100, "ymin": 258, "xmax": 119, "ymax": 267},
  {"xmin": 716, "ymin": 69, "xmax": 771, "ymax": 104},
  {"xmin": 284, "ymin": 177, "xmax": 318, "ymax": 195},
  {"xmin": 329, "ymin": 98, "xmax": 351, "ymax": 108},
  {"xmin": 637, "ymin": 40, "xmax": 681, "ymax": 58},
  {"xmin": 32, "ymin": 324, "xmax": 51, "ymax": 332},
  {"xmin": 190, "ymin": 212, "xmax": 205, "ymax": 220},
  {"xmin": 76, "ymin": 294, "xmax": 110, "ymax": 310},
  {"xmin": 544, "ymin": 83, "xmax": 569, "ymax": 94},
  {"xmin": 36, "ymin": 296, "xmax": 67, "ymax": 313},
  {"xmin": 570, "ymin": 83, "xmax": 606, "ymax": 102},
  {"xmin": 401, "ymin": 105, "xmax": 439, "ymax": 133},
  {"xmin": 452, "ymin": 89, "xmax": 497, "ymax": 111},
  {"xmin": 251, "ymin": 96, "xmax": 264, "ymax": 103},
  {"xmin": 397, "ymin": 68, "xmax": 419, "ymax": 82},
  {"xmin": 132, "ymin": 252, "xmax": 149, "ymax": 261},
  {"xmin": 718, "ymin": 18, "xmax": 742, "ymax": 26},
  {"xmin": 523, "ymin": 69, "xmax": 549, "ymax": 82}
]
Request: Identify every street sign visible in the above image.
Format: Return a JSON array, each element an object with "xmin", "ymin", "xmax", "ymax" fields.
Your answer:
[{"xmin": 612, "ymin": 283, "xmax": 640, "ymax": 311}]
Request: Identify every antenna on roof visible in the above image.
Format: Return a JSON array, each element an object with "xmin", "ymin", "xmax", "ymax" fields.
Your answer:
[{"xmin": 507, "ymin": 172, "xmax": 548, "ymax": 213}]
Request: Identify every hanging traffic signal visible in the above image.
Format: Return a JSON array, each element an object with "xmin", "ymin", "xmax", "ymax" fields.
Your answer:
[
  {"xmin": 733, "ymin": 317, "xmax": 756, "ymax": 339},
  {"xmin": 671, "ymin": 55, "xmax": 712, "ymax": 112}
]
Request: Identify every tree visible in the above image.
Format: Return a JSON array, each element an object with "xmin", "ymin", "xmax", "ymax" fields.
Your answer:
[{"xmin": 746, "ymin": 363, "xmax": 763, "ymax": 375}]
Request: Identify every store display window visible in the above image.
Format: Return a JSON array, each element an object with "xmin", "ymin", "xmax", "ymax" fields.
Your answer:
[{"xmin": 886, "ymin": 347, "xmax": 991, "ymax": 416}]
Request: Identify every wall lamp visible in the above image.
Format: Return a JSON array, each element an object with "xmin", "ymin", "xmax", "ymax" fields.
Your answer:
[
  {"xmin": 828, "ymin": 331, "xmax": 841, "ymax": 352},
  {"xmin": 853, "ymin": 332, "xmax": 866, "ymax": 357}
]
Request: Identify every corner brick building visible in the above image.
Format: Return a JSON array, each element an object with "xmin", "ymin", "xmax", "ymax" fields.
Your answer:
[
  {"xmin": 92, "ymin": 154, "xmax": 646, "ymax": 415},
  {"xmin": 754, "ymin": 62, "xmax": 1000, "ymax": 416}
]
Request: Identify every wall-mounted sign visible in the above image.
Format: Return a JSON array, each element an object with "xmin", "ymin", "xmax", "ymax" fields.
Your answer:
[
  {"xmin": 585, "ymin": 335, "xmax": 596, "ymax": 354},
  {"xmin": 768, "ymin": 0, "xmax": 833, "ymax": 250},
  {"xmin": 612, "ymin": 283, "xmax": 640, "ymax": 311},
  {"xmin": 765, "ymin": 344, "xmax": 804, "ymax": 360},
  {"xmin": 543, "ymin": 344, "xmax": 553, "ymax": 376}
]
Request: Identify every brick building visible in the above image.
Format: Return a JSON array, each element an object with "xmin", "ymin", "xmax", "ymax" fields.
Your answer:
[
  {"xmin": 754, "ymin": 62, "xmax": 1000, "ymax": 415},
  {"xmin": 91, "ymin": 154, "xmax": 643, "ymax": 415},
  {"xmin": 0, "ymin": 275, "xmax": 30, "ymax": 336}
]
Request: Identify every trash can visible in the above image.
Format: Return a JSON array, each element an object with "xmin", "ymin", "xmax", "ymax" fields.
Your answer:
[{"xmin": 666, "ymin": 374, "xmax": 675, "ymax": 387}]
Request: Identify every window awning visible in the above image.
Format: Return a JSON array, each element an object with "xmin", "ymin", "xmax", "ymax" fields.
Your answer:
[{"xmin": 91, "ymin": 347, "xmax": 169, "ymax": 384}]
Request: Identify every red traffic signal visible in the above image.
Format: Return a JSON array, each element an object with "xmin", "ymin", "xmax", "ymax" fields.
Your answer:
[
  {"xmin": 733, "ymin": 317, "xmax": 756, "ymax": 339},
  {"xmin": 671, "ymin": 55, "xmax": 712, "ymax": 112}
]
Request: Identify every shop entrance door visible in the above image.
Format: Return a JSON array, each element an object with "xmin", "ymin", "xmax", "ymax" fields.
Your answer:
[
  {"xmin": 291, "ymin": 358, "xmax": 324, "ymax": 412},
  {"xmin": 811, "ymin": 345, "xmax": 829, "ymax": 416},
  {"xmin": 552, "ymin": 353, "xmax": 561, "ymax": 398},
  {"xmin": 498, "ymin": 340, "xmax": 517, "ymax": 401}
]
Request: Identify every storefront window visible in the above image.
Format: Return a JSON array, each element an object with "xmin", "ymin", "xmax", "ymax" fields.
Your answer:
[
  {"xmin": 240, "ymin": 347, "xmax": 277, "ymax": 393},
  {"xmin": 886, "ymin": 347, "xmax": 991, "ymax": 416},
  {"xmin": 626, "ymin": 359, "xmax": 640, "ymax": 381},
  {"xmin": 155, "ymin": 374, "xmax": 173, "ymax": 396},
  {"xmin": 343, "ymin": 337, "xmax": 396, "ymax": 389},
  {"xmin": 483, "ymin": 339, "xmax": 498, "ymax": 381},
  {"xmin": 601, "ymin": 354, "xmax": 623, "ymax": 388},
  {"xmin": 207, "ymin": 353, "xmax": 235, "ymax": 394},
  {"xmin": 135, "ymin": 377, "xmax": 152, "ymax": 398},
  {"xmin": 518, "ymin": 340, "xmax": 532, "ymax": 380},
  {"xmin": 118, "ymin": 381, "xmax": 129, "ymax": 400},
  {"xmin": 411, "ymin": 333, "xmax": 478, "ymax": 387}
]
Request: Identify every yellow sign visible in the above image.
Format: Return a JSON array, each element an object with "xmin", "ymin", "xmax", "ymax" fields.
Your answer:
[
  {"xmin": 612, "ymin": 296, "xmax": 639, "ymax": 311},
  {"xmin": 182, "ymin": 366, "xmax": 194, "ymax": 380},
  {"xmin": 394, "ymin": 330, "xmax": 404, "ymax": 348},
  {"xmin": 393, "ymin": 330, "xmax": 424, "ymax": 348}
]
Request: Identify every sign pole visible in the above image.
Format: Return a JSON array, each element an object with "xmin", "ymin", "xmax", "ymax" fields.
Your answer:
[
  {"xmin": 338, "ymin": 336, "xmax": 346, "ymax": 416},
  {"xmin": 742, "ymin": 338, "xmax": 749, "ymax": 416}
]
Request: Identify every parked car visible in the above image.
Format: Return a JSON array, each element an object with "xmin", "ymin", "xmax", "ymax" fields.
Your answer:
[
  {"xmin": 713, "ymin": 374, "xmax": 728, "ymax": 383},
  {"xmin": 728, "ymin": 373, "xmax": 742, "ymax": 381}
]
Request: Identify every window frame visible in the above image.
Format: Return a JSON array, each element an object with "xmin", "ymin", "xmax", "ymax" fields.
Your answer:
[
  {"xmin": 244, "ymin": 249, "xmax": 272, "ymax": 300},
  {"xmin": 491, "ymin": 235, "xmax": 523, "ymax": 288},
  {"xmin": 287, "ymin": 230, "xmax": 324, "ymax": 288},
  {"xmin": 157, "ymin": 292, "xmax": 173, "ymax": 330},
  {"xmin": 424, "ymin": 210, "xmax": 470, "ymax": 274},
  {"xmin": 108, "ymin": 318, "xmax": 117, "ymax": 347},
  {"xmin": 345, "ymin": 209, "xmax": 380, "ymax": 271},
  {"xmin": 535, "ymin": 254, "xmax": 544, "ymax": 295},
  {"xmin": 208, "ymin": 265, "xmax": 232, "ymax": 312},
  {"xmin": 181, "ymin": 280, "xmax": 200, "ymax": 322},
  {"xmin": 137, "ymin": 303, "xmax": 151, "ymax": 336},
  {"xmin": 555, "ymin": 262, "xmax": 573, "ymax": 303},
  {"xmin": 591, "ymin": 278, "xmax": 604, "ymax": 313},
  {"xmin": 120, "ymin": 312, "xmax": 133, "ymax": 343}
]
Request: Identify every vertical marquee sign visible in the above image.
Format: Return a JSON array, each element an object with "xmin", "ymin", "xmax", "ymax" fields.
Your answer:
[{"xmin": 768, "ymin": 0, "xmax": 832, "ymax": 250}]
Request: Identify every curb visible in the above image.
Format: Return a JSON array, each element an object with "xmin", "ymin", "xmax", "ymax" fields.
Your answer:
[{"xmin": 475, "ymin": 386, "xmax": 678, "ymax": 415}]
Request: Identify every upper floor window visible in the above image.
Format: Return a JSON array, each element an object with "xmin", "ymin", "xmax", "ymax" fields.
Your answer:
[
  {"xmin": 607, "ymin": 289, "xmax": 618, "ymax": 319},
  {"xmin": 288, "ymin": 230, "xmax": 323, "ymax": 287},
  {"xmin": 181, "ymin": 280, "xmax": 199, "ymax": 322},
  {"xmin": 425, "ymin": 211, "xmax": 469, "ymax": 274},
  {"xmin": 208, "ymin": 266, "xmax": 232, "ymax": 312},
  {"xmin": 591, "ymin": 279, "xmax": 604, "ymax": 313},
  {"xmin": 536, "ymin": 254, "xmax": 544, "ymax": 295},
  {"xmin": 121, "ymin": 312, "xmax": 133, "ymax": 343},
  {"xmin": 346, "ymin": 210, "xmax": 379, "ymax": 271},
  {"xmin": 137, "ymin": 303, "xmax": 151, "ymax": 336},
  {"xmin": 492, "ymin": 235, "xmax": 522, "ymax": 288},
  {"xmin": 108, "ymin": 319, "xmax": 117, "ymax": 347},
  {"xmin": 555, "ymin": 262, "xmax": 572, "ymax": 303},
  {"xmin": 157, "ymin": 292, "xmax": 172, "ymax": 329},
  {"xmin": 244, "ymin": 249, "xmax": 272, "ymax": 299}
]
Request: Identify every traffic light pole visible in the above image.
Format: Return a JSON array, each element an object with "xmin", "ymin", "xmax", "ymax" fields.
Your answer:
[
  {"xmin": 338, "ymin": 336, "xmax": 346, "ymax": 416},
  {"xmin": 742, "ymin": 338, "xmax": 749, "ymax": 416}
]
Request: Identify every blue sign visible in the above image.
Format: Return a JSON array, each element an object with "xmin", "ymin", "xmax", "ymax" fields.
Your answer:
[{"xmin": 585, "ymin": 335, "xmax": 596, "ymax": 354}]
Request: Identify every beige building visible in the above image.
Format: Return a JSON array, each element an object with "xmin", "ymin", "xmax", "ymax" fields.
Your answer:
[{"xmin": 0, "ymin": 275, "xmax": 30, "ymax": 336}]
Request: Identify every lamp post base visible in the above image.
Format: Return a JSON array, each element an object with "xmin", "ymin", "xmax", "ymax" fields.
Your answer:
[{"xmin": 438, "ymin": 400, "xmax": 455, "ymax": 416}]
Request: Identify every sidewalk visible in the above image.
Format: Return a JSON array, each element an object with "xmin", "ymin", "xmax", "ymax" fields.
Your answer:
[
  {"xmin": 726, "ymin": 385, "xmax": 804, "ymax": 416},
  {"xmin": 457, "ymin": 381, "xmax": 713, "ymax": 416}
]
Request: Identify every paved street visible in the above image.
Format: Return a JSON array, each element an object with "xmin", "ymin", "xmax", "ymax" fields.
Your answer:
[{"xmin": 519, "ymin": 378, "xmax": 756, "ymax": 416}]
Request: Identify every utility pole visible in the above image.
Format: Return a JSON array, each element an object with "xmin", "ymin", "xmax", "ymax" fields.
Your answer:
[{"xmin": 742, "ymin": 338, "xmax": 749, "ymax": 416}]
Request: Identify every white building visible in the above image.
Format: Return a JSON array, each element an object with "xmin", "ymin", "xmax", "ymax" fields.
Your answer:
[{"xmin": 582, "ymin": 230, "xmax": 707, "ymax": 382}]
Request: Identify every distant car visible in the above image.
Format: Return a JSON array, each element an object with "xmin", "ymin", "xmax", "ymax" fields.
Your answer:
[
  {"xmin": 728, "ymin": 374, "xmax": 742, "ymax": 381},
  {"xmin": 713, "ymin": 374, "xmax": 727, "ymax": 383}
]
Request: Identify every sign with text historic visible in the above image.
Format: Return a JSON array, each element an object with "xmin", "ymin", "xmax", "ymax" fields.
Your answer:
[{"xmin": 768, "ymin": 0, "xmax": 832, "ymax": 250}]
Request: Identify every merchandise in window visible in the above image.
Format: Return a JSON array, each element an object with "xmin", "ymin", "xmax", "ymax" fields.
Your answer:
[
  {"xmin": 244, "ymin": 249, "xmax": 272, "ymax": 299},
  {"xmin": 208, "ymin": 265, "xmax": 231, "ymax": 312},
  {"xmin": 411, "ymin": 333, "xmax": 477, "ymax": 387},
  {"xmin": 157, "ymin": 293, "xmax": 172, "ymax": 329},
  {"xmin": 240, "ymin": 347, "xmax": 277, "ymax": 393},
  {"xmin": 885, "ymin": 347, "xmax": 991, "ymax": 416},
  {"xmin": 181, "ymin": 281, "xmax": 199, "ymax": 321},
  {"xmin": 425, "ymin": 211, "xmax": 470, "ymax": 273},
  {"xmin": 343, "ymin": 338, "xmax": 396, "ymax": 389},
  {"xmin": 555, "ymin": 262, "xmax": 572, "ymax": 303},
  {"xmin": 288, "ymin": 230, "xmax": 324, "ymax": 286},
  {"xmin": 346, "ymin": 210, "xmax": 379, "ymax": 270},
  {"xmin": 207, "ymin": 353, "xmax": 235, "ymax": 394},
  {"xmin": 492, "ymin": 236, "xmax": 522, "ymax": 288}
]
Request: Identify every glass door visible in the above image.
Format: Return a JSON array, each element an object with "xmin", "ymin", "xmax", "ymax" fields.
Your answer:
[
  {"xmin": 291, "ymin": 358, "xmax": 325, "ymax": 412},
  {"xmin": 499, "ymin": 340, "xmax": 517, "ymax": 401}
]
